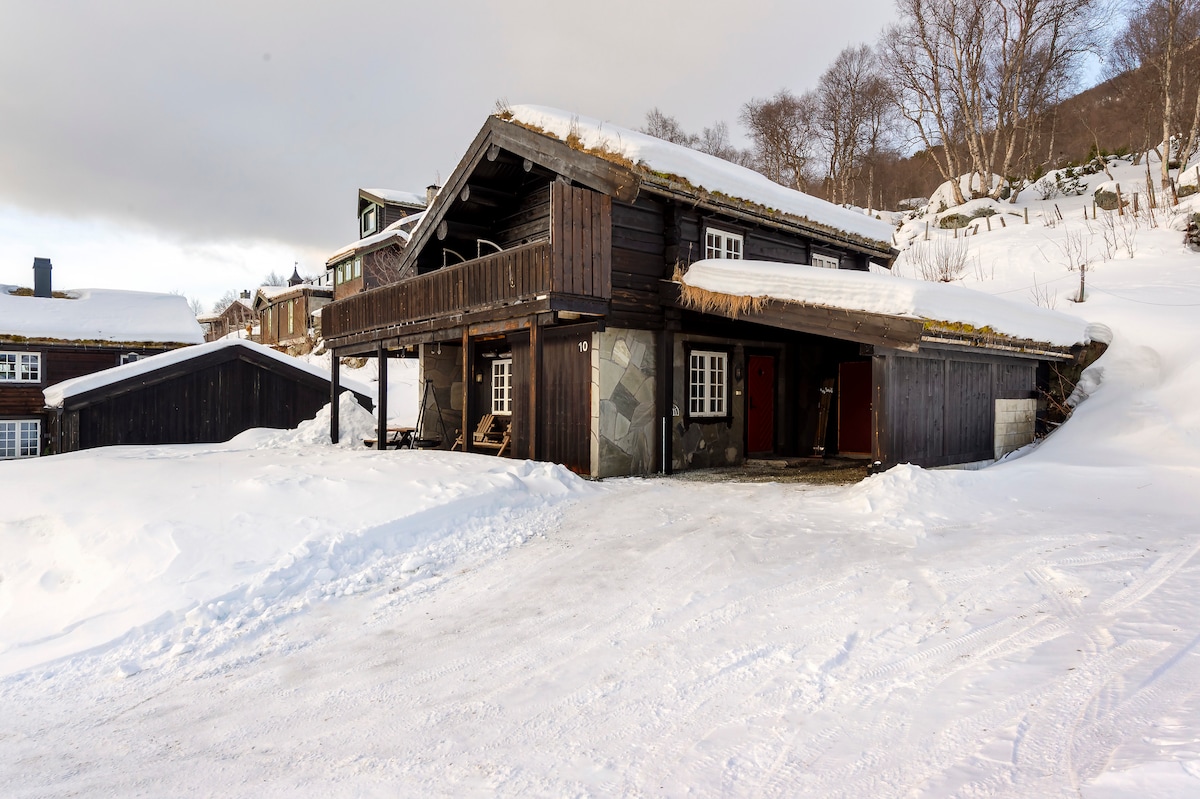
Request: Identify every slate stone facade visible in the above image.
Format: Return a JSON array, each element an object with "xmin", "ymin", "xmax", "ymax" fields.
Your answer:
[{"xmin": 591, "ymin": 328, "xmax": 657, "ymax": 477}]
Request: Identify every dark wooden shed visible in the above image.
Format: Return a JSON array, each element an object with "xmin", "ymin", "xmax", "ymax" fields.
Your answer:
[{"xmin": 44, "ymin": 340, "xmax": 373, "ymax": 453}]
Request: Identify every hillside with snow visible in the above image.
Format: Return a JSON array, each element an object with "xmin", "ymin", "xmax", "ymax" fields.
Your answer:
[{"xmin": 2, "ymin": 154, "xmax": 1199, "ymax": 797}]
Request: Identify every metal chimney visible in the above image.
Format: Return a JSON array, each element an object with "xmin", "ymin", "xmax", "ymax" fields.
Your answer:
[{"xmin": 33, "ymin": 257, "xmax": 52, "ymax": 298}]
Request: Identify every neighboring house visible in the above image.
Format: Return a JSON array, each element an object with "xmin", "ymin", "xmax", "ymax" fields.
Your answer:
[
  {"xmin": 197, "ymin": 293, "xmax": 255, "ymax": 342},
  {"xmin": 253, "ymin": 280, "xmax": 332, "ymax": 349},
  {"xmin": 321, "ymin": 107, "xmax": 1101, "ymax": 477},
  {"xmin": 43, "ymin": 339, "xmax": 373, "ymax": 453},
  {"xmin": 1, "ymin": 258, "xmax": 203, "ymax": 459},
  {"xmin": 326, "ymin": 212, "xmax": 426, "ymax": 301}
]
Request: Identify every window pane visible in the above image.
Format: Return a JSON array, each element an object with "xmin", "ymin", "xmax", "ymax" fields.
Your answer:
[{"xmin": 0, "ymin": 422, "xmax": 14, "ymax": 457}]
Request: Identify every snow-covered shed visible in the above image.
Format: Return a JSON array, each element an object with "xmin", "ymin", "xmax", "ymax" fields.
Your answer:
[
  {"xmin": 2, "ymin": 261, "xmax": 203, "ymax": 459},
  {"xmin": 42, "ymin": 339, "xmax": 373, "ymax": 454},
  {"xmin": 253, "ymin": 283, "xmax": 332, "ymax": 348},
  {"xmin": 319, "ymin": 106, "xmax": 1102, "ymax": 475}
]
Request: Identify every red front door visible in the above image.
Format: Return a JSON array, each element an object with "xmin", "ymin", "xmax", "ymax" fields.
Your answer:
[
  {"xmin": 838, "ymin": 361, "xmax": 873, "ymax": 456},
  {"xmin": 747, "ymin": 355, "xmax": 775, "ymax": 454}
]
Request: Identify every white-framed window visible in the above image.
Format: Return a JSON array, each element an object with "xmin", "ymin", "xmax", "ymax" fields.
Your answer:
[
  {"xmin": 491, "ymin": 358, "xmax": 513, "ymax": 415},
  {"xmin": 688, "ymin": 350, "xmax": 728, "ymax": 418},
  {"xmin": 0, "ymin": 352, "xmax": 41, "ymax": 383},
  {"xmin": 287, "ymin": 299, "xmax": 295, "ymax": 334},
  {"xmin": 705, "ymin": 228, "xmax": 743, "ymax": 260},
  {"xmin": 0, "ymin": 419, "xmax": 40, "ymax": 459},
  {"xmin": 361, "ymin": 204, "xmax": 378, "ymax": 237},
  {"xmin": 353, "ymin": 256, "xmax": 362, "ymax": 279},
  {"xmin": 812, "ymin": 253, "xmax": 840, "ymax": 269}
]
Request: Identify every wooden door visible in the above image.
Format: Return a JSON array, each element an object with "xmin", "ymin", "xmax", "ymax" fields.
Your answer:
[
  {"xmin": 838, "ymin": 361, "xmax": 873, "ymax": 456},
  {"xmin": 539, "ymin": 326, "xmax": 593, "ymax": 474},
  {"xmin": 746, "ymin": 354, "xmax": 775, "ymax": 454}
]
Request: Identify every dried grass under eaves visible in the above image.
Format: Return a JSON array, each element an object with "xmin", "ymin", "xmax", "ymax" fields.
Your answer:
[{"xmin": 677, "ymin": 281, "xmax": 767, "ymax": 319}]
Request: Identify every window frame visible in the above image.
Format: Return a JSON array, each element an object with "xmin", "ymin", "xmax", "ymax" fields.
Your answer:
[
  {"xmin": 685, "ymin": 346, "xmax": 731, "ymax": 422},
  {"xmin": 811, "ymin": 252, "xmax": 840, "ymax": 270},
  {"xmin": 0, "ymin": 419, "xmax": 40, "ymax": 459},
  {"xmin": 491, "ymin": 358, "xmax": 513, "ymax": 416},
  {"xmin": 704, "ymin": 227, "xmax": 744, "ymax": 261},
  {"xmin": 0, "ymin": 351, "xmax": 41, "ymax": 384},
  {"xmin": 360, "ymin": 203, "xmax": 378, "ymax": 237}
]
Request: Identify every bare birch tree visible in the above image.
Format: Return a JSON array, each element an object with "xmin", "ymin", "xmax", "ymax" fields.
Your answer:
[
  {"xmin": 883, "ymin": 0, "xmax": 1105, "ymax": 202},
  {"xmin": 813, "ymin": 45, "xmax": 893, "ymax": 205},
  {"xmin": 740, "ymin": 90, "xmax": 817, "ymax": 191}
]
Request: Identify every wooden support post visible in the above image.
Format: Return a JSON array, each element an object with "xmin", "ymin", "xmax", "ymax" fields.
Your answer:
[
  {"xmin": 461, "ymin": 329, "xmax": 472, "ymax": 453},
  {"xmin": 330, "ymin": 353, "xmax": 340, "ymax": 445},
  {"xmin": 1133, "ymin": 192, "xmax": 1139, "ymax": 215},
  {"xmin": 376, "ymin": 343, "xmax": 388, "ymax": 450},
  {"xmin": 924, "ymin": 220, "xmax": 929, "ymax": 241},
  {"xmin": 1116, "ymin": 184, "xmax": 1124, "ymax": 216},
  {"xmin": 528, "ymin": 321, "xmax": 540, "ymax": 460},
  {"xmin": 1000, "ymin": 215, "xmax": 1006, "ymax": 228},
  {"xmin": 986, "ymin": 215, "xmax": 992, "ymax": 231},
  {"xmin": 1024, "ymin": 207, "xmax": 1029, "ymax": 224}
]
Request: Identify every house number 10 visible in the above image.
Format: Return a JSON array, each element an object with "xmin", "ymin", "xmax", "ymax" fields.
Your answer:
[{"xmin": 578, "ymin": 340, "xmax": 589, "ymax": 353}]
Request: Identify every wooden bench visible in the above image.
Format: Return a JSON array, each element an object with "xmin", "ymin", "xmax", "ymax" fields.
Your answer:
[
  {"xmin": 452, "ymin": 415, "xmax": 510, "ymax": 456},
  {"xmin": 363, "ymin": 427, "xmax": 416, "ymax": 449}
]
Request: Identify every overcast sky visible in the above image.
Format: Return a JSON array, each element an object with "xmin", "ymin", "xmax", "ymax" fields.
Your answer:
[{"xmin": 0, "ymin": 0, "xmax": 896, "ymax": 308}]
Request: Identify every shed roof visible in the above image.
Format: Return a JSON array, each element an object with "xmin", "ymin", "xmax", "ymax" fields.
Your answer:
[
  {"xmin": 0, "ymin": 285, "xmax": 204, "ymax": 346},
  {"xmin": 359, "ymin": 188, "xmax": 427, "ymax": 209},
  {"xmin": 43, "ymin": 339, "xmax": 373, "ymax": 408},
  {"xmin": 679, "ymin": 260, "xmax": 1109, "ymax": 355}
]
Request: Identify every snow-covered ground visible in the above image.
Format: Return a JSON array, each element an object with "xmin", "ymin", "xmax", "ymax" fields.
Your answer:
[{"xmin": 2, "ymin": 155, "xmax": 1200, "ymax": 797}]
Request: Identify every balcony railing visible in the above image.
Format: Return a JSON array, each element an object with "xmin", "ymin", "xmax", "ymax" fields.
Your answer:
[{"xmin": 324, "ymin": 240, "xmax": 552, "ymax": 340}]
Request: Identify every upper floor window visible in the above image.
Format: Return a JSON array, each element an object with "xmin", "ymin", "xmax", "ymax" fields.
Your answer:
[
  {"xmin": 812, "ymin": 253, "xmax": 840, "ymax": 269},
  {"xmin": 491, "ymin": 358, "xmax": 513, "ymax": 415},
  {"xmin": 353, "ymin": 256, "xmax": 362, "ymax": 279},
  {"xmin": 705, "ymin": 228, "xmax": 743, "ymax": 260},
  {"xmin": 361, "ymin": 204, "xmax": 378, "ymax": 237},
  {"xmin": 688, "ymin": 350, "xmax": 728, "ymax": 418},
  {"xmin": 0, "ymin": 352, "xmax": 40, "ymax": 383},
  {"xmin": 0, "ymin": 419, "xmax": 40, "ymax": 459}
]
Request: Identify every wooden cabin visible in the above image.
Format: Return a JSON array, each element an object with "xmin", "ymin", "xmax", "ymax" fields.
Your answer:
[
  {"xmin": 327, "ymin": 188, "xmax": 430, "ymax": 301},
  {"xmin": 1, "ymin": 260, "xmax": 203, "ymax": 459},
  {"xmin": 43, "ymin": 340, "xmax": 373, "ymax": 453},
  {"xmin": 323, "ymin": 108, "xmax": 1097, "ymax": 476},
  {"xmin": 197, "ymin": 294, "xmax": 255, "ymax": 342},
  {"xmin": 254, "ymin": 283, "xmax": 332, "ymax": 348}
]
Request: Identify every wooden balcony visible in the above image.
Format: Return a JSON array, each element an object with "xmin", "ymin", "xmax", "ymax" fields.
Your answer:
[{"xmin": 324, "ymin": 239, "xmax": 610, "ymax": 349}]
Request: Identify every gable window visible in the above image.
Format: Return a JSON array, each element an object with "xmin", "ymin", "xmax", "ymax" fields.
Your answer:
[
  {"xmin": 705, "ymin": 228, "xmax": 743, "ymax": 260},
  {"xmin": 120, "ymin": 353, "xmax": 140, "ymax": 365},
  {"xmin": 361, "ymin": 204, "xmax": 378, "ymax": 237},
  {"xmin": 491, "ymin": 358, "xmax": 513, "ymax": 415},
  {"xmin": 0, "ymin": 352, "xmax": 41, "ymax": 383},
  {"xmin": 0, "ymin": 419, "xmax": 40, "ymax": 459},
  {"xmin": 812, "ymin": 253, "xmax": 840, "ymax": 269},
  {"xmin": 688, "ymin": 350, "xmax": 728, "ymax": 418}
]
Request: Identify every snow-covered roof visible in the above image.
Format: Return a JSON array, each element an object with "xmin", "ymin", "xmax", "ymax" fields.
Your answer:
[
  {"xmin": 0, "ymin": 286, "xmax": 205, "ymax": 345},
  {"xmin": 506, "ymin": 105, "xmax": 895, "ymax": 251},
  {"xmin": 361, "ymin": 188, "xmax": 427, "ymax": 208},
  {"xmin": 43, "ymin": 339, "xmax": 373, "ymax": 408},
  {"xmin": 681, "ymin": 260, "xmax": 1102, "ymax": 348},
  {"xmin": 254, "ymin": 283, "xmax": 331, "ymax": 305},
  {"xmin": 326, "ymin": 212, "xmax": 425, "ymax": 264}
]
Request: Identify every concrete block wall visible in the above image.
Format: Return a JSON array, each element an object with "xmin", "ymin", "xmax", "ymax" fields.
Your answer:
[{"xmin": 994, "ymin": 398, "xmax": 1037, "ymax": 459}]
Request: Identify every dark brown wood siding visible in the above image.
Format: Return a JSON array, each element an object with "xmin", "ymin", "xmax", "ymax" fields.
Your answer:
[
  {"xmin": 496, "ymin": 183, "xmax": 552, "ymax": 249},
  {"xmin": 550, "ymin": 181, "xmax": 612, "ymax": 299},
  {"xmin": 58, "ymin": 354, "xmax": 360, "ymax": 452},
  {"xmin": 876, "ymin": 347, "xmax": 1039, "ymax": 467},
  {"xmin": 538, "ymin": 324, "xmax": 593, "ymax": 474},
  {"xmin": 610, "ymin": 197, "xmax": 666, "ymax": 328},
  {"xmin": 509, "ymin": 332, "xmax": 531, "ymax": 458}
]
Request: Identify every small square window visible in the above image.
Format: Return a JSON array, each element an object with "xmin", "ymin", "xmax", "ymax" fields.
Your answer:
[
  {"xmin": 812, "ymin": 253, "xmax": 840, "ymax": 269},
  {"xmin": 705, "ymin": 228, "xmax": 743, "ymax": 260},
  {"xmin": 491, "ymin": 359, "xmax": 513, "ymax": 415},
  {"xmin": 688, "ymin": 350, "xmax": 728, "ymax": 418}
]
